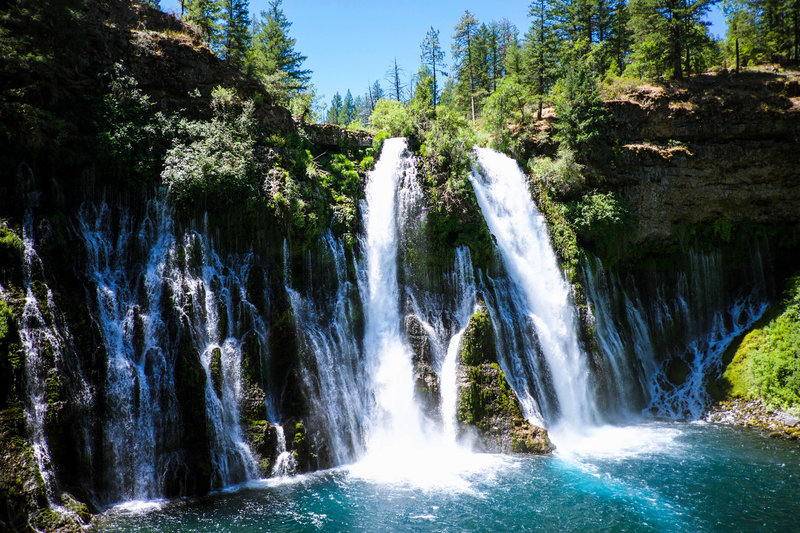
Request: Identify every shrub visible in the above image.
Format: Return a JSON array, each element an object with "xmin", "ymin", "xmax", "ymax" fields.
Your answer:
[
  {"xmin": 161, "ymin": 87, "xmax": 259, "ymax": 211},
  {"xmin": 368, "ymin": 99, "xmax": 411, "ymax": 137}
]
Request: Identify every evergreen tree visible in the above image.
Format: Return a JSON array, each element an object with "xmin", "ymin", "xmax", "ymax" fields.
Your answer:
[
  {"xmin": 420, "ymin": 26, "xmax": 446, "ymax": 109},
  {"xmin": 326, "ymin": 92, "xmax": 343, "ymax": 125},
  {"xmin": 250, "ymin": 0, "xmax": 311, "ymax": 98},
  {"xmin": 524, "ymin": 0, "xmax": 559, "ymax": 119},
  {"xmin": 342, "ymin": 90, "xmax": 356, "ymax": 125},
  {"xmin": 627, "ymin": 0, "xmax": 714, "ymax": 79},
  {"xmin": 220, "ymin": 0, "xmax": 250, "ymax": 68},
  {"xmin": 452, "ymin": 10, "xmax": 479, "ymax": 122},
  {"xmin": 185, "ymin": 0, "xmax": 220, "ymax": 46},
  {"xmin": 367, "ymin": 80, "xmax": 384, "ymax": 110}
]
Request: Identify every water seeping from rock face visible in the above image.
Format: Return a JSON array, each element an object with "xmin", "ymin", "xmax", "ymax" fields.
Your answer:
[
  {"xmin": 18, "ymin": 209, "xmax": 91, "ymax": 523},
  {"xmin": 286, "ymin": 232, "xmax": 369, "ymax": 464},
  {"xmin": 583, "ymin": 243, "xmax": 771, "ymax": 419},
  {"xmin": 78, "ymin": 199, "xmax": 259, "ymax": 503},
  {"xmin": 470, "ymin": 148, "xmax": 598, "ymax": 428}
]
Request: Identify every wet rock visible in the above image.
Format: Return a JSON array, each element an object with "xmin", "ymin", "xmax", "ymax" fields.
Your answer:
[
  {"xmin": 704, "ymin": 398, "xmax": 800, "ymax": 440},
  {"xmin": 455, "ymin": 307, "xmax": 554, "ymax": 455},
  {"xmin": 404, "ymin": 314, "xmax": 440, "ymax": 416}
]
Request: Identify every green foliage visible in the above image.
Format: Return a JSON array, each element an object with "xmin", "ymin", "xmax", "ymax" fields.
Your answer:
[
  {"xmin": 420, "ymin": 27, "xmax": 446, "ymax": 109},
  {"xmin": 0, "ymin": 226, "xmax": 23, "ymax": 280},
  {"xmin": 569, "ymin": 190, "xmax": 632, "ymax": 258},
  {"xmin": 369, "ymin": 100, "xmax": 412, "ymax": 136},
  {"xmin": 481, "ymin": 74, "xmax": 529, "ymax": 149},
  {"xmin": 96, "ymin": 63, "xmax": 175, "ymax": 185},
  {"xmin": 626, "ymin": 0, "xmax": 716, "ymax": 80},
  {"xmin": 532, "ymin": 147, "xmax": 586, "ymax": 200},
  {"xmin": 161, "ymin": 87, "xmax": 259, "ymax": 211},
  {"xmin": 722, "ymin": 0, "xmax": 800, "ymax": 67},
  {"xmin": 460, "ymin": 308, "xmax": 496, "ymax": 366},
  {"xmin": 219, "ymin": 0, "xmax": 251, "ymax": 68},
  {"xmin": 723, "ymin": 275, "xmax": 800, "ymax": 410},
  {"xmin": 249, "ymin": 0, "xmax": 311, "ymax": 101},
  {"xmin": 185, "ymin": 0, "xmax": 221, "ymax": 45},
  {"xmin": 552, "ymin": 62, "xmax": 610, "ymax": 165}
]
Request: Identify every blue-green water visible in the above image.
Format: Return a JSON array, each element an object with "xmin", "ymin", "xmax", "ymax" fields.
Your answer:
[{"xmin": 95, "ymin": 423, "xmax": 800, "ymax": 532}]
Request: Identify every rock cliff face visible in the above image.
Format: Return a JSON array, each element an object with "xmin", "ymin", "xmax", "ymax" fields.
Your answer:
[{"xmin": 606, "ymin": 74, "xmax": 800, "ymax": 246}]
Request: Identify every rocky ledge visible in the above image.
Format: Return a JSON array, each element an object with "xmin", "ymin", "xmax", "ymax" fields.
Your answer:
[{"xmin": 704, "ymin": 398, "xmax": 800, "ymax": 440}]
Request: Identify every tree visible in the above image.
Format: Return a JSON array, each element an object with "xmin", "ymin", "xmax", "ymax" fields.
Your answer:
[
  {"xmin": 420, "ymin": 26, "xmax": 446, "ymax": 110},
  {"xmin": 386, "ymin": 57, "xmax": 406, "ymax": 101},
  {"xmin": 326, "ymin": 92, "xmax": 343, "ymax": 125},
  {"xmin": 250, "ymin": 0, "xmax": 311, "ymax": 99},
  {"xmin": 185, "ymin": 0, "xmax": 220, "ymax": 46},
  {"xmin": 220, "ymin": 0, "xmax": 250, "ymax": 68},
  {"xmin": 552, "ymin": 60, "xmax": 609, "ymax": 164},
  {"xmin": 342, "ymin": 90, "xmax": 356, "ymax": 125},
  {"xmin": 452, "ymin": 10, "xmax": 479, "ymax": 123},
  {"xmin": 366, "ymin": 80, "xmax": 384, "ymax": 110},
  {"xmin": 627, "ymin": 0, "xmax": 714, "ymax": 79},
  {"xmin": 524, "ymin": 0, "xmax": 559, "ymax": 119}
]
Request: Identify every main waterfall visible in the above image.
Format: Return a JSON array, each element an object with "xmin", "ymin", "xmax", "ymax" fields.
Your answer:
[
  {"xmin": 470, "ymin": 148, "xmax": 597, "ymax": 428},
  {"xmin": 350, "ymin": 138, "xmax": 499, "ymax": 485}
]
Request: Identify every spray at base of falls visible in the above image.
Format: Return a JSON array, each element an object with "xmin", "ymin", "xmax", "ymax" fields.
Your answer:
[{"xmin": 349, "ymin": 138, "xmax": 503, "ymax": 487}]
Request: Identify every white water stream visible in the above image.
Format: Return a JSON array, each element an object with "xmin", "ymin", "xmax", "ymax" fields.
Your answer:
[{"xmin": 470, "ymin": 148, "xmax": 597, "ymax": 429}]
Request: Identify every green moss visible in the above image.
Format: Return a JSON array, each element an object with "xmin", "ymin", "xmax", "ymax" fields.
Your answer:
[
  {"xmin": 717, "ymin": 275, "xmax": 800, "ymax": 409},
  {"xmin": 209, "ymin": 347, "xmax": 223, "ymax": 398},
  {"xmin": 0, "ymin": 225, "xmax": 23, "ymax": 281},
  {"xmin": 460, "ymin": 308, "xmax": 496, "ymax": 366}
]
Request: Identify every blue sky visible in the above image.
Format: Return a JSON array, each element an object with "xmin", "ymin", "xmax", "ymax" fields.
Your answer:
[{"xmin": 159, "ymin": 1, "xmax": 727, "ymax": 106}]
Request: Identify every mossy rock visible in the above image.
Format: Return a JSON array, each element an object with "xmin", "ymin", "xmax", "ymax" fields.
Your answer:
[
  {"xmin": 209, "ymin": 346, "xmax": 223, "ymax": 399},
  {"xmin": 460, "ymin": 306, "xmax": 496, "ymax": 366},
  {"xmin": 456, "ymin": 361, "xmax": 553, "ymax": 455}
]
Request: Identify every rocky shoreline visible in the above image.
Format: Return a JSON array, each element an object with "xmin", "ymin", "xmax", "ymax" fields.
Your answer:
[{"xmin": 704, "ymin": 398, "xmax": 800, "ymax": 440}]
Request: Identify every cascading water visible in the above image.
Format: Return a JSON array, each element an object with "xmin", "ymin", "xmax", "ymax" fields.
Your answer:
[
  {"xmin": 470, "ymin": 148, "xmax": 597, "ymax": 428},
  {"xmin": 583, "ymin": 244, "xmax": 771, "ymax": 419},
  {"xmin": 18, "ymin": 210, "xmax": 91, "ymax": 522},
  {"xmin": 351, "ymin": 138, "xmax": 499, "ymax": 485},
  {"xmin": 286, "ymin": 232, "xmax": 369, "ymax": 464},
  {"xmin": 78, "ymin": 199, "xmax": 259, "ymax": 502},
  {"xmin": 358, "ymin": 137, "xmax": 426, "ymax": 452}
]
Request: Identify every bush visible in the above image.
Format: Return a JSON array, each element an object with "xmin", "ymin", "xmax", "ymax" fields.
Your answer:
[
  {"xmin": 532, "ymin": 147, "xmax": 586, "ymax": 201},
  {"xmin": 368, "ymin": 99, "xmax": 411, "ymax": 137},
  {"xmin": 161, "ymin": 87, "xmax": 259, "ymax": 211}
]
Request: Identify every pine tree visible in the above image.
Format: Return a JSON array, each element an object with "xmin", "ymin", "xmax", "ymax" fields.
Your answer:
[
  {"xmin": 420, "ymin": 26, "xmax": 446, "ymax": 109},
  {"xmin": 326, "ymin": 92, "xmax": 343, "ymax": 125},
  {"xmin": 185, "ymin": 0, "xmax": 220, "ymax": 47},
  {"xmin": 452, "ymin": 10, "xmax": 479, "ymax": 123},
  {"xmin": 250, "ymin": 0, "xmax": 311, "ymax": 97},
  {"xmin": 627, "ymin": 0, "xmax": 714, "ymax": 79},
  {"xmin": 220, "ymin": 0, "xmax": 250, "ymax": 68},
  {"xmin": 342, "ymin": 90, "xmax": 356, "ymax": 125},
  {"xmin": 524, "ymin": 0, "xmax": 559, "ymax": 119}
]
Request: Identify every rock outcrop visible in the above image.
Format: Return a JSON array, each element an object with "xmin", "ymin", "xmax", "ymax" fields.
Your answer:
[
  {"xmin": 455, "ymin": 306, "xmax": 554, "ymax": 454},
  {"xmin": 405, "ymin": 315, "xmax": 440, "ymax": 417},
  {"xmin": 606, "ymin": 73, "xmax": 800, "ymax": 246}
]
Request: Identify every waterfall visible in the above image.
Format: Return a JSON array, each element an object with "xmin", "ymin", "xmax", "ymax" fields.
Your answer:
[
  {"xmin": 470, "ymin": 148, "xmax": 597, "ymax": 427},
  {"xmin": 286, "ymin": 232, "xmax": 368, "ymax": 464},
  {"xmin": 271, "ymin": 425, "xmax": 297, "ymax": 476},
  {"xmin": 584, "ymin": 243, "xmax": 771, "ymax": 419},
  {"xmin": 78, "ymin": 199, "xmax": 259, "ymax": 502},
  {"xmin": 359, "ymin": 137, "xmax": 426, "ymax": 450}
]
